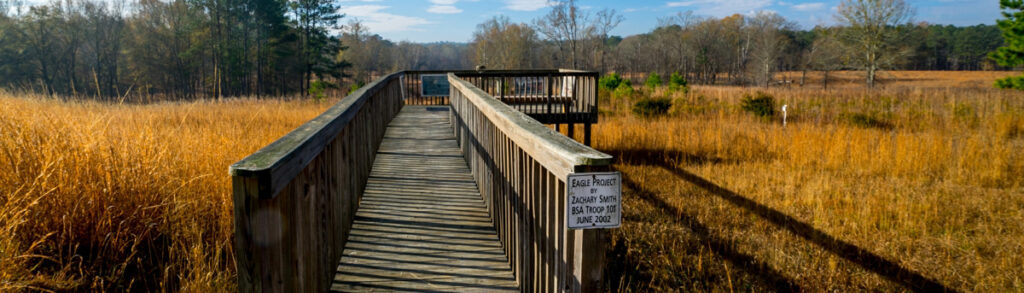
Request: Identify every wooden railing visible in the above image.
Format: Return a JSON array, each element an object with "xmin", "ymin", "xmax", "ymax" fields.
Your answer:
[
  {"xmin": 403, "ymin": 70, "xmax": 598, "ymax": 127},
  {"xmin": 229, "ymin": 72, "xmax": 404, "ymax": 292},
  {"xmin": 448, "ymin": 73, "xmax": 614, "ymax": 292},
  {"xmin": 457, "ymin": 70, "xmax": 598, "ymax": 125}
]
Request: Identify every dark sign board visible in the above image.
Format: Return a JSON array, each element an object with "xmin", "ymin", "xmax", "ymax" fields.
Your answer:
[{"xmin": 421, "ymin": 74, "xmax": 450, "ymax": 97}]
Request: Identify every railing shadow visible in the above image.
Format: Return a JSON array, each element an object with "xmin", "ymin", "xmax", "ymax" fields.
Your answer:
[
  {"xmin": 607, "ymin": 148, "xmax": 956, "ymax": 293},
  {"xmin": 615, "ymin": 174, "xmax": 802, "ymax": 291}
]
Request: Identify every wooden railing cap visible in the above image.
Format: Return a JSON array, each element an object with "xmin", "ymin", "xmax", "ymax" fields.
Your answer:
[
  {"xmin": 448, "ymin": 73, "xmax": 612, "ymax": 178},
  {"xmin": 229, "ymin": 72, "xmax": 401, "ymax": 198},
  {"xmin": 450, "ymin": 69, "xmax": 598, "ymax": 76}
]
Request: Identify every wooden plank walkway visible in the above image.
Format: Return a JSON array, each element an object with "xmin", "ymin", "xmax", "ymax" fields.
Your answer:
[{"xmin": 332, "ymin": 106, "xmax": 519, "ymax": 292}]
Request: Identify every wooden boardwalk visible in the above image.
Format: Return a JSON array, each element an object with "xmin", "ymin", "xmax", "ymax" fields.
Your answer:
[{"xmin": 332, "ymin": 106, "xmax": 519, "ymax": 292}]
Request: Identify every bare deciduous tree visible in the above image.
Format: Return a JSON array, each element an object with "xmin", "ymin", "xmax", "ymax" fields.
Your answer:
[
  {"xmin": 807, "ymin": 26, "xmax": 846, "ymax": 89},
  {"xmin": 591, "ymin": 9, "xmax": 623, "ymax": 72},
  {"xmin": 534, "ymin": 0, "xmax": 591, "ymax": 69},
  {"xmin": 340, "ymin": 19, "xmax": 395, "ymax": 83},
  {"xmin": 471, "ymin": 16, "xmax": 538, "ymax": 69},
  {"xmin": 748, "ymin": 11, "xmax": 794, "ymax": 87},
  {"xmin": 836, "ymin": 0, "xmax": 914, "ymax": 88}
]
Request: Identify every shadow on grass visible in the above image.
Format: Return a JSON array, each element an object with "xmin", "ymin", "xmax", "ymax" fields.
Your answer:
[
  {"xmin": 608, "ymin": 174, "xmax": 802, "ymax": 292},
  {"xmin": 606, "ymin": 148, "xmax": 957, "ymax": 293}
]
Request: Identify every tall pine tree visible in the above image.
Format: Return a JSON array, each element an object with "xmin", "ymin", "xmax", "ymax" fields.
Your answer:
[
  {"xmin": 291, "ymin": 0, "xmax": 349, "ymax": 96},
  {"xmin": 990, "ymin": 0, "xmax": 1024, "ymax": 89}
]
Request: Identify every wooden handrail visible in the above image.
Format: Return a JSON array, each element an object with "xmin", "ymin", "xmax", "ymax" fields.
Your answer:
[
  {"xmin": 230, "ymin": 73, "xmax": 403, "ymax": 199},
  {"xmin": 230, "ymin": 72, "xmax": 404, "ymax": 292},
  {"xmin": 403, "ymin": 70, "xmax": 599, "ymax": 126},
  {"xmin": 448, "ymin": 73, "xmax": 610, "ymax": 178},
  {"xmin": 448, "ymin": 73, "xmax": 613, "ymax": 292}
]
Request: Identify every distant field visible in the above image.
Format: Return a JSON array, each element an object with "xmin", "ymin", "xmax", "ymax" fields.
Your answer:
[
  {"xmin": 0, "ymin": 94, "xmax": 331, "ymax": 291},
  {"xmin": 1, "ymin": 70, "xmax": 1022, "ymax": 291},
  {"xmin": 587, "ymin": 71, "xmax": 1024, "ymax": 291},
  {"xmin": 620, "ymin": 70, "xmax": 1021, "ymax": 89},
  {"xmin": 776, "ymin": 70, "xmax": 1022, "ymax": 89}
]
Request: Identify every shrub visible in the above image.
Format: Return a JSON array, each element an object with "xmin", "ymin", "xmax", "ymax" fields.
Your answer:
[
  {"xmin": 645, "ymin": 72, "xmax": 662, "ymax": 90},
  {"xmin": 348, "ymin": 81, "xmax": 365, "ymax": 95},
  {"xmin": 633, "ymin": 97, "xmax": 672, "ymax": 117},
  {"xmin": 995, "ymin": 75, "xmax": 1024, "ymax": 90},
  {"xmin": 669, "ymin": 72, "xmax": 688, "ymax": 93},
  {"xmin": 841, "ymin": 112, "xmax": 893, "ymax": 129},
  {"xmin": 952, "ymin": 102, "xmax": 978, "ymax": 126},
  {"xmin": 309, "ymin": 80, "xmax": 335, "ymax": 101},
  {"xmin": 599, "ymin": 73, "xmax": 624, "ymax": 91},
  {"xmin": 671, "ymin": 94, "xmax": 715, "ymax": 116},
  {"xmin": 613, "ymin": 80, "xmax": 634, "ymax": 98},
  {"xmin": 740, "ymin": 91, "xmax": 776, "ymax": 118}
]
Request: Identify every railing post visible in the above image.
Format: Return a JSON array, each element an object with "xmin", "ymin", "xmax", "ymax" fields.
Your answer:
[
  {"xmin": 584, "ymin": 123, "xmax": 592, "ymax": 146},
  {"xmin": 547, "ymin": 74, "xmax": 553, "ymax": 115},
  {"xmin": 592, "ymin": 73, "xmax": 598, "ymax": 122}
]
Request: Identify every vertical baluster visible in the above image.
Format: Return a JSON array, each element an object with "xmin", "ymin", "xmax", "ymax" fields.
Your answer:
[{"xmin": 534, "ymin": 163, "xmax": 544, "ymax": 292}]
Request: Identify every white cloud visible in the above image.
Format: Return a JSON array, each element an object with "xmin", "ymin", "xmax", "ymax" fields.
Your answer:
[
  {"xmin": 666, "ymin": 1, "xmax": 694, "ymax": 7},
  {"xmin": 791, "ymin": 2, "xmax": 824, "ymax": 11},
  {"xmin": 666, "ymin": 0, "xmax": 773, "ymax": 17},
  {"xmin": 504, "ymin": 0, "xmax": 550, "ymax": 11},
  {"xmin": 427, "ymin": 0, "xmax": 462, "ymax": 14},
  {"xmin": 427, "ymin": 5, "xmax": 462, "ymax": 13},
  {"xmin": 340, "ymin": 5, "xmax": 432, "ymax": 33}
]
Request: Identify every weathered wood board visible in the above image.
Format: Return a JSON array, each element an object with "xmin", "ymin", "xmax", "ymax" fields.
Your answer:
[{"xmin": 332, "ymin": 106, "xmax": 519, "ymax": 292}]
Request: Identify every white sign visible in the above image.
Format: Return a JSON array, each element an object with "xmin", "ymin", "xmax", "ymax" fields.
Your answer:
[{"xmin": 567, "ymin": 172, "xmax": 621, "ymax": 229}]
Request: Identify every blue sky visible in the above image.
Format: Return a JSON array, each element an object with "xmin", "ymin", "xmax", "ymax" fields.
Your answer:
[{"xmin": 339, "ymin": 0, "xmax": 1004, "ymax": 43}]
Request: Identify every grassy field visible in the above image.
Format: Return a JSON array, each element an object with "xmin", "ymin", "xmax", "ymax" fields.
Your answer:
[
  {"xmin": 0, "ymin": 95, "xmax": 331, "ymax": 291},
  {"xmin": 1, "ymin": 71, "xmax": 1022, "ymax": 291},
  {"xmin": 590, "ymin": 71, "xmax": 1024, "ymax": 291},
  {"xmin": 620, "ymin": 70, "xmax": 1022, "ymax": 89}
]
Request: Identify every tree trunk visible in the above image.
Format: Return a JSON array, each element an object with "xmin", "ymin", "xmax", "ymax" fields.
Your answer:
[
  {"xmin": 823, "ymin": 70, "xmax": 830, "ymax": 90},
  {"xmin": 867, "ymin": 65, "xmax": 876, "ymax": 88}
]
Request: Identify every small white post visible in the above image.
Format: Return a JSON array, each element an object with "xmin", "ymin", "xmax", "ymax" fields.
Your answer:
[{"xmin": 781, "ymin": 104, "xmax": 788, "ymax": 127}]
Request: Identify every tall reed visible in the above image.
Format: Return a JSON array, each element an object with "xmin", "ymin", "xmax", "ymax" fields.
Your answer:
[{"xmin": 0, "ymin": 94, "xmax": 330, "ymax": 291}]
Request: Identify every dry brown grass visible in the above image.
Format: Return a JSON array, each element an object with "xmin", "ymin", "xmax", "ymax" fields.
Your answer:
[
  {"xmin": 585, "ymin": 71, "xmax": 1024, "ymax": 291},
  {"xmin": 0, "ymin": 94, "xmax": 331, "ymax": 291}
]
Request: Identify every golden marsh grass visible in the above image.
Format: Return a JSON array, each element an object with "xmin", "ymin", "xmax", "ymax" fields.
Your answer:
[
  {"xmin": 592, "ymin": 82, "xmax": 1024, "ymax": 291},
  {"xmin": 0, "ymin": 94, "xmax": 331, "ymax": 291}
]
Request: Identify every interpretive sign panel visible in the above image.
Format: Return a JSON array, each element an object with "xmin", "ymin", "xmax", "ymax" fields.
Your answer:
[
  {"xmin": 567, "ymin": 172, "xmax": 621, "ymax": 229},
  {"xmin": 421, "ymin": 74, "xmax": 450, "ymax": 96}
]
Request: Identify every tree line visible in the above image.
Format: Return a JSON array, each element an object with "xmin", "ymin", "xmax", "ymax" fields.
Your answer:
[
  {"xmin": 343, "ymin": 0, "xmax": 1012, "ymax": 89},
  {"xmin": 0, "ymin": 0, "xmax": 351, "ymax": 99},
  {"xmin": 0, "ymin": 0, "xmax": 1016, "ymax": 100}
]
